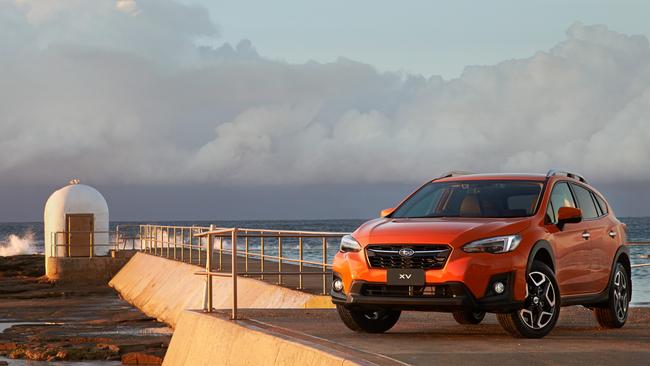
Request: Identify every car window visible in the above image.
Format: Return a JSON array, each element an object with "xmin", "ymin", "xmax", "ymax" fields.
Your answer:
[
  {"xmin": 391, "ymin": 180, "xmax": 543, "ymax": 218},
  {"xmin": 549, "ymin": 182, "xmax": 575, "ymax": 224},
  {"xmin": 545, "ymin": 201, "xmax": 556, "ymax": 223},
  {"xmin": 594, "ymin": 193, "xmax": 608, "ymax": 215},
  {"xmin": 571, "ymin": 184, "xmax": 599, "ymax": 219}
]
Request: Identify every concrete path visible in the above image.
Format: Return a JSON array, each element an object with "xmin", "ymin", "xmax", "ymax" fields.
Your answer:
[{"xmin": 239, "ymin": 306, "xmax": 650, "ymax": 366}]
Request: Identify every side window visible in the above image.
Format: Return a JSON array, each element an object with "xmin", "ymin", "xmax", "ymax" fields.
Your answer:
[
  {"xmin": 571, "ymin": 184, "xmax": 599, "ymax": 219},
  {"xmin": 549, "ymin": 182, "xmax": 575, "ymax": 224},
  {"xmin": 545, "ymin": 201, "xmax": 556, "ymax": 223},
  {"xmin": 594, "ymin": 193, "xmax": 609, "ymax": 215}
]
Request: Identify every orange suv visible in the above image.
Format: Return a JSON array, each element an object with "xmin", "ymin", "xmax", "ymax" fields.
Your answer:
[{"xmin": 331, "ymin": 170, "xmax": 631, "ymax": 338}]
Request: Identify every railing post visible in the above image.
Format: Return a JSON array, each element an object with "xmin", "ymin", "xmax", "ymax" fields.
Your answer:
[
  {"xmin": 231, "ymin": 228, "xmax": 238, "ymax": 320},
  {"xmin": 166, "ymin": 227, "xmax": 170, "ymax": 258},
  {"xmin": 298, "ymin": 237, "xmax": 304, "ymax": 290},
  {"xmin": 204, "ymin": 225, "xmax": 214, "ymax": 313},
  {"xmin": 173, "ymin": 227, "xmax": 177, "ymax": 260},
  {"xmin": 245, "ymin": 230, "xmax": 249, "ymax": 276},
  {"xmin": 277, "ymin": 235, "xmax": 283, "ymax": 285},
  {"xmin": 260, "ymin": 236, "xmax": 265, "ymax": 280},
  {"xmin": 180, "ymin": 228, "xmax": 184, "ymax": 262},
  {"xmin": 219, "ymin": 236, "xmax": 223, "ymax": 270},
  {"xmin": 322, "ymin": 237, "xmax": 327, "ymax": 295},
  {"xmin": 189, "ymin": 228, "xmax": 193, "ymax": 264},
  {"xmin": 198, "ymin": 231, "xmax": 202, "ymax": 266},
  {"xmin": 89, "ymin": 231, "xmax": 94, "ymax": 258}
]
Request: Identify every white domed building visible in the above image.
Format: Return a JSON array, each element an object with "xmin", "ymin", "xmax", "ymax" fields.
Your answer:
[{"xmin": 44, "ymin": 180, "xmax": 110, "ymax": 279}]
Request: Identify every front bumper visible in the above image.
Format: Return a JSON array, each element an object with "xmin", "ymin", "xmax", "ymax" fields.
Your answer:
[{"xmin": 331, "ymin": 272, "xmax": 522, "ymax": 313}]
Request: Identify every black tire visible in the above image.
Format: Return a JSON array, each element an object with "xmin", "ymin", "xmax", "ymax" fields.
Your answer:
[
  {"xmin": 336, "ymin": 305, "xmax": 401, "ymax": 333},
  {"xmin": 497, "ymin": 261, "xmax": 560, "ymax": 338},
  {"xmin": 593, "ymin": 262, "xmax": 630, "ymax": 329},
  {"xmin": 452, "ymin": 310, "xmax": 486, "ymax": 325}
]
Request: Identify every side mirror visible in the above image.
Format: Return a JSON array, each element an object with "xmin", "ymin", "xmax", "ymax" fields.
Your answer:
[
  {"xmin": 380, "ymin": 207, "xmax": 396, "ymax": 218},
  {"xmin": 557, "ymin": 206, "xmax": 582, "ymax": 229}
]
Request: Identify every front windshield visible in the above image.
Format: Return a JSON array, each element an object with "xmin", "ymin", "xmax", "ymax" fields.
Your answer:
[{"xmin": 391, "ymin": 180, "xmax": 543, "ymax": 219}]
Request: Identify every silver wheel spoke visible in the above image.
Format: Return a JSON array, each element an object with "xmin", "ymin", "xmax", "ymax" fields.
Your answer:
[
  {"xmin": 518, "ymin": 271, "xmax": 556, "ymax": 330},
  {"xmin": 613, "ymin": 270, "xmax": 628, "ymax": 321}
]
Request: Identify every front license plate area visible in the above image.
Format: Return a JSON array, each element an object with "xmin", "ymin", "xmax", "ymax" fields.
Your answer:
[{"xmin": 387, "ymin": 269, "xmax": 425, "ymax": 286}]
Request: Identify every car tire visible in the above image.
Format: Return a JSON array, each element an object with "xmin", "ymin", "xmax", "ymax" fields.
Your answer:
[
  {"xmin": 452, "ymin": 310, "xmax": 485, "ymax": 325},
  {"xmin": 497, "ymin": 261, "xmax": 560, "ymax": 338},
  {"xmin": 593, "ymin": 262, "xmax": 630, "ymax": 329},
  {"xmin": 336, "ymin": 305, "xmax": 401, "ymax": 333}
]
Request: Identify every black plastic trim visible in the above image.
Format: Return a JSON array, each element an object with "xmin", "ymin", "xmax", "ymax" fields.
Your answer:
[
  {"xmin": 527, "ymin": 240, "xmax": 556, "ymax": 273},
  {"xmin": 332, "ymin": 279, "xmax": 523, "ymax": 313}
]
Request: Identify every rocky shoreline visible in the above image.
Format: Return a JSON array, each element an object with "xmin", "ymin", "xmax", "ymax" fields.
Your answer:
[{"xmin": 0, "ymin": 255, "xmax": 170, "ymax": 364}]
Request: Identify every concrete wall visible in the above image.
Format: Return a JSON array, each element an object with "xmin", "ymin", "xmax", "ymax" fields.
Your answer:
[
  {"xmin": 163, "ymin": 310, "xmax": 363, "ymax": 366},
  {"xmin": 109, "ymin": 252, "xmax": 334, "ymax": 328},
  {"xmin": 46, "ymin": 256, "xmax": 132, "ymax": 283}
]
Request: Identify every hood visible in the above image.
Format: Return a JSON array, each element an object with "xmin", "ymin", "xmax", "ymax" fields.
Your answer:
[{"xmin": 353, "ymin": 217, "xmax": 532, "ymax": 249}]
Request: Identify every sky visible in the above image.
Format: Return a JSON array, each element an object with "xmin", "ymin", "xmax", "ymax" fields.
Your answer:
[{"xmin": 1, "ymin": 0, "xmax": 649, "ymax": 221}]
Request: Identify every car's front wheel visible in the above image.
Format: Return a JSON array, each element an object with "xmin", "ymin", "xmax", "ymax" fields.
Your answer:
[
  {"xmin": 593, "ymin": 262, "xmax": 630, "ymax": 328},
  {"xmin": 497, "ymin": 261, "xmax": 560, "ymax": 338},
  {"xmin": 336, "ymin": 305, "xmax": 401, "ymax": 333}
]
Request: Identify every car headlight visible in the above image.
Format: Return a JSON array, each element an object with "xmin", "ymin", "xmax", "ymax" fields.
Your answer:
[
  {"xmin": 462, "ymin": 235, "xmax": 521, "ymax": 254},
  {"xmin": 340, "ymin": 235, "xmax": 361, "ymax": 252}
]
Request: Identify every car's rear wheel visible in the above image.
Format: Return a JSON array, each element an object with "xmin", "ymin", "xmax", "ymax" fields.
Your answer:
[
  {"xmin": 497, "ymin": 261, "xmax": 560, "ymax": 338},
  {"xmin": 452, "ymin": 310, "xmax": 485, "ymax": 325},
  {"xmin": 336, "ymin": 305, "xmax": 401, "ymax": 333},
  {"xmin": 593, "ymin": 263, "xmax": 630, "ymax": 328}
]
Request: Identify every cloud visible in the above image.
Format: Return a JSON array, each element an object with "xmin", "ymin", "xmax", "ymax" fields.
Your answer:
[{"xmin": 1, "ymin": 2, "xmax": 649, "ymax": 188}]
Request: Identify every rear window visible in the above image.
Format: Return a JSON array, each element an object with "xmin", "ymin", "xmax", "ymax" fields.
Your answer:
[
  {"xmin": 391, "ymin": 180, "xmax": 543, "ymax": 218},
  {"xmin": 571, "ymin": 184, "xmax": 599, "ymax": 219},
  {"xmin": 594, "ymin": 193, "xmax": 609, "ymax": 215}
]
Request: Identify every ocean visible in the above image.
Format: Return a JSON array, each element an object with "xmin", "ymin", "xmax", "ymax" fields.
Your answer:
[{"xmin": 1, "ymin": 218, "xmax": 648, "ymax": 305}]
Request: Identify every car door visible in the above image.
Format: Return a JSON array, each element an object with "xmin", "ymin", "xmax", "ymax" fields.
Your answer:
[
  {"xmin": 546, "ymin": 182, "xmax": 593, "ymax": 296},
  {"xmin": 569, "ymin": 183, "xmax": 609, "ymax": 294}
]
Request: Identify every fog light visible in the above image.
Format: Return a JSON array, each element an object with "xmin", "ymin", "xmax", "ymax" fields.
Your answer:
[
  {"xmin": 333, "ymin": 279, "xmax": 344, "ymax": 292},
  {"xmin": 493, "ymin": 281, "xmax": 505, "ymax": 294}
]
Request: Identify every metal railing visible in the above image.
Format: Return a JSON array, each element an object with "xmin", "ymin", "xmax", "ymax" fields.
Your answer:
[
  {"xmin": 136, "ymin": 224, "xmax": 348, "ymax": 319},
  {"xmin": 51, "ymin": 230, "xmax": 116, "ymax": 257}
]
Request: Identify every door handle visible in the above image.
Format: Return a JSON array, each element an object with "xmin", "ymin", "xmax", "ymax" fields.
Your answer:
[
  {"xmin": 608, "ymin": 230, "xmax": 617, "ymax": 238},
  {"xmin": 582, "ymin": 231, "xmax": 591, "ymax": 240}
]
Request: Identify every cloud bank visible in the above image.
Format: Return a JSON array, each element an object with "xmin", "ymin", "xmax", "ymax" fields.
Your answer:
[{"xmin": 1, "ymin": 0, "xmax": 649, "ymax": 187}]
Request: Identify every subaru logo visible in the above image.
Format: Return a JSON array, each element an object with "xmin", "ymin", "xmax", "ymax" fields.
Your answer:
[{"xmin": 398, "ymin": 248, "xmax": 415, "ymax": 257}]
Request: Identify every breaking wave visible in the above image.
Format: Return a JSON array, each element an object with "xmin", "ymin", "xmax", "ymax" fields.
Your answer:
[{"xmin": 0, "ymin": 231, "xmax": 38, "ymax": 256}]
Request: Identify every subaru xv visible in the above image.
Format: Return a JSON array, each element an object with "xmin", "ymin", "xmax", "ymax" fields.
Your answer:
[{"xmin": 331, "ymin": 170, "xmax": 631, "ymax": 338}]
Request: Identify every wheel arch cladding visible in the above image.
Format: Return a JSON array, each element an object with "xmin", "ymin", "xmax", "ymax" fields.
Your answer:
[
  {"xmin": 613, "ymin": 247, "xmax": 632, "ymax": 299},
  {"xmin": 528, "ymin": 240, "xmax": 556, "ymax": 273}
]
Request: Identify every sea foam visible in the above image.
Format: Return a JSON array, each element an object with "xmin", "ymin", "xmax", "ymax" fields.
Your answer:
[{"xmin": 0, "ymin": 231, "xmax": 38, "ymax": 256}]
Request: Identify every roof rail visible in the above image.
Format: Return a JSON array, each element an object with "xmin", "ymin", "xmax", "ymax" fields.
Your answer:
[
  {"xmin": 546, "ymin": 169, "xmax": 587, "ymax": 183},
  {"xmin": 434, "ymin": 170, "xmax": 473, "ymax": 180}
]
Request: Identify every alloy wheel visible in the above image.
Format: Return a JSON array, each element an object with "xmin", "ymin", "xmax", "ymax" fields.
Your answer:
[
  {"xmin": 613, "ymin": 269, "xmax": 629, "ymax": 321},
  {"xmin": 518, "ymin": 271, "xmax": 557, "ymax": 329}
]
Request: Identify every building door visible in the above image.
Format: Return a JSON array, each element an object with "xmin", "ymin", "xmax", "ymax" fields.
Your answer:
[{"xmin": 66, "ymin": 214, "xmax": 94, "ymax": 257}]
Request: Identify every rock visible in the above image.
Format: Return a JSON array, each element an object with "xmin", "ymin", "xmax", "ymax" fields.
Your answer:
[
  {"xmin": 0, "ymin": 342, "xmax": 16, "ymax": 351},
  {"xmin": 121, "ymin": 351, "xmax": 164, "ymax": 365},
  {"xmin": 24, "ymin": 348, "xmax": 48, "ymax": 361},
  {"xmin": 9, "ymin": 347, "xmax": 26, "ymax": 359},
  {"xmin": 96, "ymin": 343, "xmax": 120, "ymax": 353},
  {"xmin": 0, "ymin": 360, "xmax": 8, "ymax": 366}
]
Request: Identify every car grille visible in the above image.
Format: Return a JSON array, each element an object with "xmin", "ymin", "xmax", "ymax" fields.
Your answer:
[
  {"xmin": 360, "ymin": 284, "xmax": 455, "ymax": 298},
  {"xmin": 366, "ymin": 245, "xmax": 451, "ymax": 269}
]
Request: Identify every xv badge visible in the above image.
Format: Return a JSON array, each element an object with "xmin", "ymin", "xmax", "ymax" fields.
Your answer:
[{"xmin": 399, "ymin": 274, "xmax": 412, "ymax": 279}]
